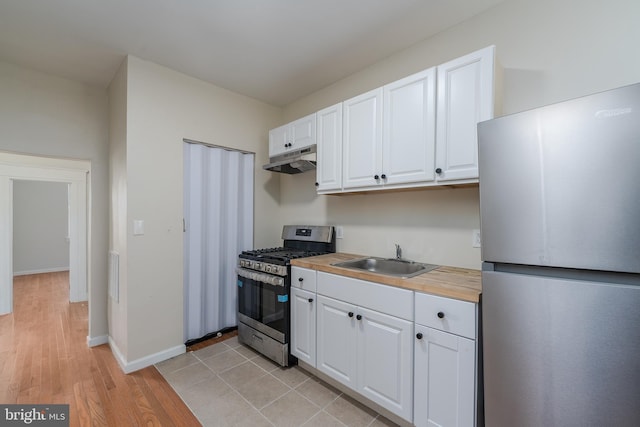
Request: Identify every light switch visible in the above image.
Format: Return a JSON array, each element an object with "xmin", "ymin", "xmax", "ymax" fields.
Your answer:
[{"xmin": 133, "ymin": 220, "xmax": 145, "ymax": 235}]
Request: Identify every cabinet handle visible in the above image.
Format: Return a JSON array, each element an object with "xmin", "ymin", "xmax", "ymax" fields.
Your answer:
[
  {"xmin": 308, "ymin": 298, "xmax": 314, "ymax": 303},
  {"xmin": 437, "ymin": 311, "xmax": 445, "ymax": 319},
  {"xmin": 374, "ymin": 174, "xmax": 379, "ymax": 180},
  {"xmin": 416, "ymin": 333, "xmax": 423, "ymax": 340},
  {"xmin": 348, "ymin": 312, "xmax": 354, "ymax": 318},
  {"xmin": 435, "ymin": 168, "xmax": 442, "ymax": 174},
  {"xmin": 298, "ymin": 277, "xmax": 303, "ymax": 282},
  {"xmin": 356, "ymin": 314, "xmax": 362, "ymax": 320},
  {"xmin": 381, "ymin": 174, "xmax": 386, "ymax": 179}
]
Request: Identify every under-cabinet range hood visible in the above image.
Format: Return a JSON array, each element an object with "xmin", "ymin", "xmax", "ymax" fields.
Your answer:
[{"xmin": 262, "ymin": 145, "xmax": 316, "ymax": 174}]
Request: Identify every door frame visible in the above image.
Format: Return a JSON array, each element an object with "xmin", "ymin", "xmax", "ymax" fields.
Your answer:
[{"xmin": 0, "ymin": 151, "xmax": 90, "ymax": 315}]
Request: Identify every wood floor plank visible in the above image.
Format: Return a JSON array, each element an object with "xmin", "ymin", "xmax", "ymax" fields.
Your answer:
[{"xmin": 1, "ymin": 272, "xmax": 202, "ymax": 427}]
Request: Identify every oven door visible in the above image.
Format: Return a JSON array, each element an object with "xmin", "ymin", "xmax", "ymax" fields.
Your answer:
[{"xmin": 236, "ymin": 267, "xmax": 289, "ymax": 343}]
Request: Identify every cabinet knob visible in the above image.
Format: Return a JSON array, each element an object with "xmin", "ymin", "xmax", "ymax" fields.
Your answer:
[
  {"xmin": 416, "ymin": 333, "xmax": 423, "ymax": 340},
  {"xmin": 356, "ymin": 314, "xmax": 362, "ymax": 320},
  {"xmin": 298, "ymin": 277, "xmax": 303, "ymax": 282},
  {"xmin": 381, "ymin": 174, "xmax": 387, "ymax": 179},
  {"xmin": 437, "ymin": 311, "xmax": 445, "ymax": 319},
  {"xmin": 435, "ymin": 168, "xmax": 442, "ymax": 174},
  {"xmin": 315, "ymin": 182, "xmax": 319, "ymax": 187},
  {"xmin": 348, "ymin": 312, "xmax": 354, "ymax": 318},
  {"xmin": 374, "ymin": 174, "xmax": 379, "ymax": 180},
  {"xmin": 308, "ymin": 298, "xmax": 314, "ymax": 303}
]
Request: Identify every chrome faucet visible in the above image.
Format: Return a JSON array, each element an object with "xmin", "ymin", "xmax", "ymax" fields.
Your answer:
[{"xmin": 395, "ymin": 243, "xmax": 402, "ymax": 260}]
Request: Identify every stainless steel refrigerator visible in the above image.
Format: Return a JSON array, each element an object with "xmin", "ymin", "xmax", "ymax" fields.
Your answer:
[{"xmin": 478, "ymin": 83, "xmax": 640, "ymax": 427}]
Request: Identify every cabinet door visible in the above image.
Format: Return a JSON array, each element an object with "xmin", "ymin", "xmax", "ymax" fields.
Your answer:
[
  {"xmin": 435, "ymin": 45, "xmax": 495, "ymax": 182},
  {"xmin": 414, "ymin": 325, "xmax": 475, "ymax": 427},
  {"xmin": 268, "ymin": 124, "xmax": 289, "ymax": 157},
  {"xmin": 290, "ymin": 287, "xmax": 316, "ymax": 366},
  {"xmin": 316, "ymin": 103, "xmax": 343, "ymax": 192},
  {"xmin": 383, "ymin": 68, "xmax": 436, "ymax": 186},
  {"xmin": 268, "ymin": 113, "xmax": 316, "ymax": 158},
  {"xmin": 342, "ymin": 88, "xmax": 383, "ymax": 189},
  {"xmin": 290, "ymin": 113, "xmax": 316, "ymax": 151},
  {"xmin": 316, "ymin": 295, "xmax": 357, "ymax": 388},
  {"xmin": 357, "ymin": 307, "xmax": 414, "ymax": 422}
]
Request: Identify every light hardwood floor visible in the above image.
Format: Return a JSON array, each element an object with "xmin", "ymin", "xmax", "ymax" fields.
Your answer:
[{"xmin": 0, "ymin": 271, "xmax": 201, "ymax": 426}]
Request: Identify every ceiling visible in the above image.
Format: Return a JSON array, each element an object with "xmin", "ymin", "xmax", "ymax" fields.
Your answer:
[{"xmin": 0, "ymin": 0, "xmax": 504, "ymax": 107}]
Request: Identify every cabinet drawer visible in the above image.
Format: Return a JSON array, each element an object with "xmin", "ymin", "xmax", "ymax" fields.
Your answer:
[
  {"xmin": 415, "ymin": 292, "xmax": 476, "ymax": 339},
  {"xmin": 317, "ymin": 272, "xmax": 413, "ymax": 321},
  {"xmin": 292, "ymin": 267, "xmax": 317, "ymax": 292}
]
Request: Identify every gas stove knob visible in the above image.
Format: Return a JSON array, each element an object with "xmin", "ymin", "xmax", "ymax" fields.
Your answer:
[{"xmin": 265, "ymin": 265, "xmax": 272, "ymax": 273}]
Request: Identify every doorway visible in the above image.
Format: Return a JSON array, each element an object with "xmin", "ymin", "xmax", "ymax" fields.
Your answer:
[
  {"xmin": 183, "ymin": 140, "xmax": 254, "ymax": 343},
  {"xmin": 13, "ymin": 180, "xmax": 70, "ymax": 277},
  {"xmin": 0, "ymin": 151, "xmax": 89, "ymax": 316}
]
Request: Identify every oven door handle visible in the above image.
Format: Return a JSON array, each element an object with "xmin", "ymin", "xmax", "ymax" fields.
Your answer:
[{"xmin": 236, "ymin": 267, "xmax": 285, "ymax": 287}]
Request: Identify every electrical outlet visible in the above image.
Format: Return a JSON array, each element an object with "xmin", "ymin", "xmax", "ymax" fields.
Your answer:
[
  {"xmin": 472, "ymin": 229, "xmax": 481, "ymax": 248},
  {"xmin": 335, "ymin": 226, "xmax": 344, "ymax": 239}
]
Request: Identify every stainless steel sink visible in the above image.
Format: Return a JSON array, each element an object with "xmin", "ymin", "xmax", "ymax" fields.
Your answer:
[{"xmin": 332, "ymin": 257, "xmax": 439, "ymax": 278}]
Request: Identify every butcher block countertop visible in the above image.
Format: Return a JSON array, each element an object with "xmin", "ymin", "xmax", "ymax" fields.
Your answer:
[{"xmin": 291, "ymin": 253, "xmax": 482, "ymax": 303}]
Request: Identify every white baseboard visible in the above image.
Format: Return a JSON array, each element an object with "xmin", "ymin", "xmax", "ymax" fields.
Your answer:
[
  {"xmin": 13, "ymin": 267, "xmax": 70, "ymax": 276},
  {"xmin": 87, "ymin": 335, "xmax": 109, "ymax": 347},
  {"xmin": 108, "ymin": 337, "xmax": 186, "ymax": 374}
]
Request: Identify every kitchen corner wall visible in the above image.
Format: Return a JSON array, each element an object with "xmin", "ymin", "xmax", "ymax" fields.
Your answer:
[
  {"xmin": 108, "ymin": 56, "xmax": 282, "ymax": 365},
  {"xmin": 280, "ymin": 0, "xmax": 640, "ymax": 270}
]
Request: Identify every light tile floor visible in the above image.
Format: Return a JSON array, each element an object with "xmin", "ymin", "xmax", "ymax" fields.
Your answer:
[{"xmin": 155, "ymin": 336, "xmax": 400, "ymax": 427}]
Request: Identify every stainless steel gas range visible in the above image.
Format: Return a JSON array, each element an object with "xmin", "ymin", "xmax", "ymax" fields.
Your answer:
[{"xmin": 236, "ymin": 225, "xmax": 335, "ymax": 366}]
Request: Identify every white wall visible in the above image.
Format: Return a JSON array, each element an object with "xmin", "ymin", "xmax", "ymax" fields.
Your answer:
[
  {"xmin": 109, "ymin": 56, "xmax": 282, "ymax": 364},
  {"xmin": 0, "ymin": 60, "xmax": 109, "ymax": 339},
  {"xmin": 279, "ymin": 0, "xmax": 640, "ymax": 270},
  {"xmin": 108, "ymin": 58, "xmax": 129, "ymax": 357},
  {"xmin": 13, "ymin": 180, "xmax": 69, "ymax": 275}
]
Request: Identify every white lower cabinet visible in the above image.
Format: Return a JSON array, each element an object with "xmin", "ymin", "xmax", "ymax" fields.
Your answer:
[
  {"xmin": 316, "ymin": 295, "xmax": 358, "ymax": 388},
  {"xmin": 290, "ymin": 287, "xmax": 317, "ymax": 366},
  {"xmin": 414, "ymin": 292, "xmax": 478, "ymax": 427},
  {"xmin": 292, "ymin": 268, "xmax": 479, "ymax": 426},
  {"xmin": 414, "ymin": 326, "xmax": 475, "ymax": 427},
  {"xmin": 357, "ymin": 306, "xmax": 413, "ymax": 422},
  {"xmin": 316, "ymin": 273, "xmax": 414, "ymax": 422}
]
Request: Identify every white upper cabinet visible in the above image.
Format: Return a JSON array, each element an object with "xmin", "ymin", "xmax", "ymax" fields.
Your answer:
[
  {"xmin": 268, "ymin": 113, "xmax": 316, "ymax": 158},
  {"xmin": 342, "ymin": 69, "xmax": 436, "ymax": 191},
  {"xmin": 383, "ymin": 68, "xmax": 437, "ymax": 186},
  {"xmin": 435, "ymin": 45, "xmax": 495, "ymax": 182},
  {"xmin": 315, "ymin": 103, "xmax": 343, "ymax": 192},
  {"xmin": 303, "ymin": 45, "xmax": 497, "ymax": 193},
  {"xmin": 342, "ymin": 88, "xmax": 383, "ymax": 189}
]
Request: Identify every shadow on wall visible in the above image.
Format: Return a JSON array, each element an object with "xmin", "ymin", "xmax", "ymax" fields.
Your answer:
[
  {"xmin": 325, "ymin": 187, "xmax": 480, "ymax": 229},
  {"xmin": 262, "ymin": 171, "xmax": 282, "ymax": 204}
]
